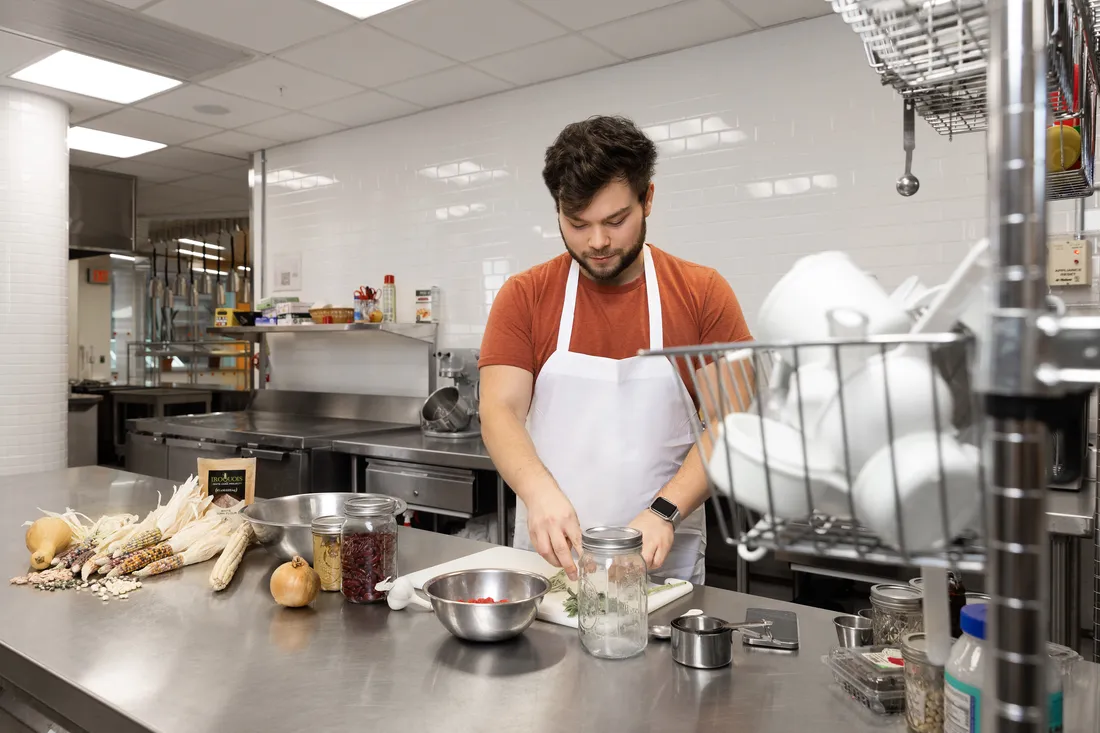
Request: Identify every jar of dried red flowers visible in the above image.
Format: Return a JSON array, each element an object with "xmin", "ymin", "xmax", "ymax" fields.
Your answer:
[{"xmin": 340, "ymin": 495, "xmax": 399, "ymax": 604}]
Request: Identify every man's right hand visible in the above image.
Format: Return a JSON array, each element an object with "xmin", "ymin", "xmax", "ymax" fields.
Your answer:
[{"xmin": 526, "ymin": 483, "xmax": 583, "ymax": 580}]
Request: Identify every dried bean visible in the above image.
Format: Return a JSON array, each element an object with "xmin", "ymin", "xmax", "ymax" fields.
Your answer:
[{"xmin": 340, "ymin": 530, "xmax": 396, "ymax": 604}]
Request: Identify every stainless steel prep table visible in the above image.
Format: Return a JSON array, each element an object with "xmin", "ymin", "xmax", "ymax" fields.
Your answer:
[
  {"xmin": 332, "ymin": 429, "xmax": 507, "ymax": 544},
  {"xmin": 130, "ymin": 411, "xmax": 407, "ymax": 451},
  {"xmin": 5, "ymin": 467, "xmax": 1083, "ymax": 733}
]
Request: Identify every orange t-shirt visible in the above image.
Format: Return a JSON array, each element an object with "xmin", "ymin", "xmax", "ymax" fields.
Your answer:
[{"xmin": 478, "ymin": 245, "xmax": 752, "ymax": 403}]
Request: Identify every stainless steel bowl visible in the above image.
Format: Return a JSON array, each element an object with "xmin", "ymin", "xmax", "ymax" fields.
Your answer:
[
  {"xmin": 421, "ymin": 386, "xmax": 472, "ymax": 433},
  {"xmin": 423, "ymin": 569, "xmax": 550, "ymax": 642},
  {"xmin": 242, "ymin": 493, "xmax": 407, "ymax": 564}
]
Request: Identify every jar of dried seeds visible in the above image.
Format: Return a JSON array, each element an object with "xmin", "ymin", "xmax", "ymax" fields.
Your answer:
[
  {"xmin": 902, "ymin": 633, "xmax": 944, "ymax": 733},
  {"xmin": 311, "ymin": 516, "xmax": 344, "ymax": 592},
  {"xmin": 870, "ymin": 583, "xmax": 923, "ymax": 645}
]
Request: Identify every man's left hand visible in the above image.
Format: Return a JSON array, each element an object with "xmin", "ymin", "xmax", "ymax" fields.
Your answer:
[{"xmin": 628, "ymin": 508, "xmax": 675, "ymax": 571}]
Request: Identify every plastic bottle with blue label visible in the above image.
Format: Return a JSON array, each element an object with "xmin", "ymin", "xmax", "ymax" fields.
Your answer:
[{"xmin": 943, "ymin": 603, "xmax": 1063, "ymax": 733}]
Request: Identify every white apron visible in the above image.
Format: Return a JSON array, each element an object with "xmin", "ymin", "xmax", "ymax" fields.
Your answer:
[{"xmin": 514, "ymin": 245, "xmax": 706, "ymax": 584}]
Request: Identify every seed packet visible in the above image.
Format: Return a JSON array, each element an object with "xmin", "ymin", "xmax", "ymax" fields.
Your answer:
[{"xmin": 198, "ymin": 457, "xmax": 257, "ymax": 509}]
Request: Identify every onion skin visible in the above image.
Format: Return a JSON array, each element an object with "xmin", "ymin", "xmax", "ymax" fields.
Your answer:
[{"xmin": 270, "ymin": 556, "xmax": 320, "ymax": 608}]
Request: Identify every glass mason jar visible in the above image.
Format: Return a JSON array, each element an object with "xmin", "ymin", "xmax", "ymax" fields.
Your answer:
[
  {"xmin": 578, "ymin": 526, "xmax": 648, "ymax": 659},
  {"xmin": 311, "ymin": 516, "xmax": 344, "ymax": 592},
  {"xmin": 902, "ymin": 632, "xmax": 944, "ymax": 733},
  {"xmin": 340, "ymin": 495, "xmax": 399, "ymax": 604},
  {"xmin": 870, "ymin": 583, "xmax": 924, "ymax": 645}
]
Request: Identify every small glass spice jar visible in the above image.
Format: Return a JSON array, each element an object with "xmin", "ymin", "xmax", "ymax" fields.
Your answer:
[
  {"xmin": 341, "ymin": 495, "xmax": 399, "ymax": 604},
  {"xmin": 870, "ymin": 583, "xmax": 924, "ymax": 645},
  {"xmin": 311, "ymin": 516, "xmax": 344, "ymax": 592},
  {"xmin": 578, "ymin": 526, "xmax": 648, "ymax": 660},
  {"xmin": 902, "ymin": 632, "xmax": 944, "ymax": 733}
]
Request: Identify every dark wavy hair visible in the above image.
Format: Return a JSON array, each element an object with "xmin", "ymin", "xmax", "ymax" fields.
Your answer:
[{"xmin": 542, "ymin": 115, "xmax": 658, "ymax": 217}]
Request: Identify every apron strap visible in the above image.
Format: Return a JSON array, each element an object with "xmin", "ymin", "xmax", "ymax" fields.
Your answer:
[
  {"xmin": 642, "ymin": 245, "xmax": 663, "ymax": 350},
  {"xmin": 557, "ymin": 260, "xmax": 581, "ymax": 352}
]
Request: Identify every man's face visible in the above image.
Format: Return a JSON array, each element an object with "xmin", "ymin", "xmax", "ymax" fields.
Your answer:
[{"xmin": 559, "ymin": 180, "xmax": 653, "ymax": 284}]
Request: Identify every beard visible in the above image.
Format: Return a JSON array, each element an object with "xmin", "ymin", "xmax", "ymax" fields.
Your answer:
[{"xmin": 562, "ymin": 217, "xmax": 646, "ymax": 283}]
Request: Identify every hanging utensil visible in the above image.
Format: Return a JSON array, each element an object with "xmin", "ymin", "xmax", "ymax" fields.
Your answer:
[
  {"xmin": 196, "ymin": 225, "xmax": 213, "ymax": 296},
  {"xmin": 148, "ymin": 243, "xmax": 164, "ymax": 299},
  {"xmin": 173, "ymin": 235, "xmax": 188, "ymax": 298},
  {"xmin": 240, "ymin": 226, "xmax": 253, "ymax": 306},
  {"xmin": 228, "ymin": 223, "xmax": 241, "ymax": 296},
  {"xmin": 188, "ymin": 244, "xmax": 200, "ymax": 308},
  {"xmin": 163, "ymin": 239, "xmax": 174, "ymax": 310},
  {"xmin": 896, "ymin": 99, "xmax": 920, "ymax": 197}
]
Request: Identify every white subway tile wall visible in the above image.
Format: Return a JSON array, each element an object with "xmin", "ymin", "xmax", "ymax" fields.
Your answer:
[
  {"xmin": 0, "ymin": 87, "xmax": 69, "ymax": 473},
  {"xmin": 259, "ymin": 15, "xmax": 1078, "ymax": 396}
]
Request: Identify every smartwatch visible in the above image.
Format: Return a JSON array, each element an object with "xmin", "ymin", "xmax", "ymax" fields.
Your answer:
[{"xmin": 649, "ymin": 497, "xmax": 682, "ymax": 530}]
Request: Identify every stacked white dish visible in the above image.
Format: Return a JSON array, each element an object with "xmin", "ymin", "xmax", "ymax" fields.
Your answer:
[{"xmin": 707, "ymin": 245, "xmax": 990, "ymax": 552}]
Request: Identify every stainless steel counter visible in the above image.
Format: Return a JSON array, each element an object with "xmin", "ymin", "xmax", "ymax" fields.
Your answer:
[
  {"xmin": 332, "ymin": 428, "xmax": 495, "ymax": 471},
  {"xmin": 131, "ymin": 412, "xmax": 407, "ymax": 450},
  {"xmin": 3, "ymin": 468, "xmax": 1096, "ymax": 733}
]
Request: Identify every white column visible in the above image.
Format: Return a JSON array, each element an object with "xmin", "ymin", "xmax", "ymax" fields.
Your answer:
[{"xmin": 0, "ymin": 86, "xmax": 70, "ymax": 475}]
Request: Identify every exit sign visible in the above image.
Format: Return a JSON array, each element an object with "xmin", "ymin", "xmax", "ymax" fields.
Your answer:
[{"xmin": 86, "ymin": 268, "xmax": 110, "ymax": 285}]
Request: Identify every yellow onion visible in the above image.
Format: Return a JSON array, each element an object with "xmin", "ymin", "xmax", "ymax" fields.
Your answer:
[{"xmin": 270, "ymin": 556, "xmax": 320, "ymax": 608}]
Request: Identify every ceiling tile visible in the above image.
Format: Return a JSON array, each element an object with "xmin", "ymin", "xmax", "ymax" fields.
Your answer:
[
  {"xmin": 98, "ymin": 159, "xmax": 194, "ymax": 183},
  {"xmin": 136, "ymin": 84, "xmax": 287, "ymax": 128},
  {"xmin": 583, "ymin": 0, "xmax": 754, "ymax": 59},
  {"xmin": 69, "ymin": 150, "xmax": 119, "ymax": 168},
  {"xmin": 721, "ymin": 0, "xmax": 829, "ymax": 27},
  {"xmin": 144, "ymin": 0, "xmax": 355, "ymax": 54},
  {"xmin": 471, "ymin": 34, "xmax": 621, "ymax": 86},
  {"xmin": 277, "ymin": 25, "xmax": 454, "ymax": 88},
  {"xmin": 0, "ymin": 31, "xmax": 56, "ymax": 76},
  {"xmin": 309, "ymin": 90, "xmax": 421, "ymax": 127},
  {"xmin": 130, "ymin": 146, "xmax": 243, "ymax": 174},
  {"xmin": 0, "ymin": 78, "xmax": 122, "ymax": 123},
  {"xmin": 236, "ymin": 113, "xmax": 344, "ymax": 143},
  {"xmin": 517, "ymin": 0, "xmax": 682, "ymax": 30},
  {"xmin": 82, "ymin": 108, "xmax": 222, "ymax": 146},
  {"xmin": 171, "ymin": 174, "xmax": 250, "ymax": 198},
  {"xmin": 201, "ymin": 58, "xmax": 362, "ymax": 110},
  {"xmin": 184, "ymin": 130, "xmax": 280, "ymax": 158},
  {"xmin": 370, "ymin": 0, "xmax": 567, "ymax": 62},
  {"xmin": 382, "ymin": 66, "xmax": 511, "ymax": 109},
  {"xmin": 139, "ymin": 182, "xmax": 214, "ymax": 206}
]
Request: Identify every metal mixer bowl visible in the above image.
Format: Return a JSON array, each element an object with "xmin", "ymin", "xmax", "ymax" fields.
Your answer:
[
  {"xmin": 242, "ymin": 493, "xmax": 407, "ymax": 563},
  {"xmin": 424, "ymin": 569, "xmax": 550, "ymax": 642},
  {"xmin": 421, "ymin": 386, "xmax": 472, "ymax": 433}
]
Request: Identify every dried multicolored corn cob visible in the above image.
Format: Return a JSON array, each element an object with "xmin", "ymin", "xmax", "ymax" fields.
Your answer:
[
  {"xmin": 107, "ymin": 542, "xmax": 172, "ymax": 577},
  {"xmin": 209, "ymin": 522, "xmax": 254, "ymax": 591},
  {"xmin": 67, "ymin": 548, "xmax": 94, "ymax": 571},
  {"xmin": 52, "ymin": 542, "xmax": 86, "ymax": 568},
  {"xmin": 133, "ymin": 554, "xmax": 184, "ymax": 578},
  {"xmin": 115, "ymin": 529, "xmax": 162, "ymax": 557}
]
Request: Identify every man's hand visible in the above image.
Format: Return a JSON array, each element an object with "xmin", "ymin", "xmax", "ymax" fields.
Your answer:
[
  {"xmin": 629, "ymin": 508, "xmax": 675, "ymax": 571},
  {"xmin": 526, "ymin": 483, "xmax": 583, "ymax": 580}
]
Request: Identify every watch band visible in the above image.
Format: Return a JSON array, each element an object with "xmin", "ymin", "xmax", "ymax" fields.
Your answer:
[{"xmin": 650, "ymin": 499, "xmax": 682, "ymax": 530}]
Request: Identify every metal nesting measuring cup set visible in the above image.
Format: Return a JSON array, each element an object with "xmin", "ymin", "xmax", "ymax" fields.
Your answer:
[{"xmin": 652, "ymin": 615, "xmax": 772, "ymax": 669}]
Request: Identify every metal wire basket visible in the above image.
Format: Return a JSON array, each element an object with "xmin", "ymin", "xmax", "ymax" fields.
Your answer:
[
  {"xmin": 644, "ymin": 331, "xmax": 986, "ymax": 571},
  {"xmin": 1048, "ymin": 41, "xmax": 1098, "ymax": 198},
  {"xmin": 832, "ymin": 0, "xmax": 1082, "ymax": 138}
]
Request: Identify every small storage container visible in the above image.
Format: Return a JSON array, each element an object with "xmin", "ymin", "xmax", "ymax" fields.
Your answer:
[
  {"xmin": 826, "ymin": 645, "xmax": 907, "ymax": 715},
  {"xmin": 870, "ymin": 583, "xmax": 924, "ymax": 645}
]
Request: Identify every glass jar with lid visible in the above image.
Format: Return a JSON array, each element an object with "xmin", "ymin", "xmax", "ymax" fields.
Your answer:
[
  {"xmin": 311, "ymin": 516, "xmax": 344, "ymax": 592},
  {"xmin": 578, "ymin": 526, "xmax": 648, "ymax": 659},
  {"xmin": 340, "ymin": 495, "xmax": 400, "ymax": 604},
  {"xmin": 870, "ymin": 583, "xmax": 923, "ymax": 645},
  {"xmin": 902, "ymin": 632, "xmax": 944, "ymax": 733}
]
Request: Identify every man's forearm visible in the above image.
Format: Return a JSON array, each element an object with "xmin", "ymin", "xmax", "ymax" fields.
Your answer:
[
  {"xmin": 656, "ymin": 438, "xmax": 711, "ymax": 519},
  {"xmin": 480, "ymin": 404, "xmax": 556, "ymax": 504}
]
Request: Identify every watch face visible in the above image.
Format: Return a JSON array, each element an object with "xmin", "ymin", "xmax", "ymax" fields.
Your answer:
[{"xmin": 651, "ymin": 497, "xmax": 677, "ymax": 519}]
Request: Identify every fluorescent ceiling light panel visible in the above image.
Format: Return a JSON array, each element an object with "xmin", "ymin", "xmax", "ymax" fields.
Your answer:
[
  {"xmin": 110, "ymin": 253, "xmax": 136, "ymax": 261},
  {"xmin": 68, "ymin": 127, "xmax": 166, "ymax": 158},
  {"xmin": 176, "ymin": 249, "xmax": 222, "ymax": 260},
  {"xmin": 11, "ymin": 50, "xmax": 182, "ymax": 104},
  {"xmin": 178, "ymin": 238, "xmax": 226, "ymax": 251},
  {"xmin": 313, "ymin": 0, "xmax": 416, "ymax": 20}
]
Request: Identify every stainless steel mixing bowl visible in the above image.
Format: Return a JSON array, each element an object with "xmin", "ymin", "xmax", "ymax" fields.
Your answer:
[
  {"xmin": 421, "ymin": 386, "xmax": 472, "ymax": 433},
  {"xmin": 423, "ymin": 569, "xmax": 550, "ymax": 642},
  {"xmin": 242, "ymin": 493, "xmax": 407, "ymax": 564}
]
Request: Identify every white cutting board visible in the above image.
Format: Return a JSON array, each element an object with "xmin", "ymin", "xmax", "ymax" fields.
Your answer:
[{"xmin": 402, "ymin": 545, "xmax": 694, "ymax": 629}]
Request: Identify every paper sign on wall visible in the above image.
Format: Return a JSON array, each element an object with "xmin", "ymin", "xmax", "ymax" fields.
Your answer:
[{"xmin": 272, "ymin": 253, "xmax": 301, "ymax": 292}]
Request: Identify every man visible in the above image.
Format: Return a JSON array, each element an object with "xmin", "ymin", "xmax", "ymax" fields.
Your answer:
[{"xmin": 478, "ymin": 115, "xmax": 752, "ymax": 584}]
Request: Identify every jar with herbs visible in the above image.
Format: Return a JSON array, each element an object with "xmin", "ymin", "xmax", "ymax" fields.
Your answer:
[
  {"xmin": 870, "ymin": 583, "xmax": 924, "ymax": 645},
  {"xmin": 578, "ymin": 526, "xmax": 648, "ymax": 659},
  {"xmin": 340, "ymin": 495, "xmax": 399, "ymax": 604},
  {"xmin": 311, "ymin": 516, "xmax": 344, "ymax": 592},
  {"xmin": 902, "ymin": 633, "xmax": 944, "ymax": 733}
]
